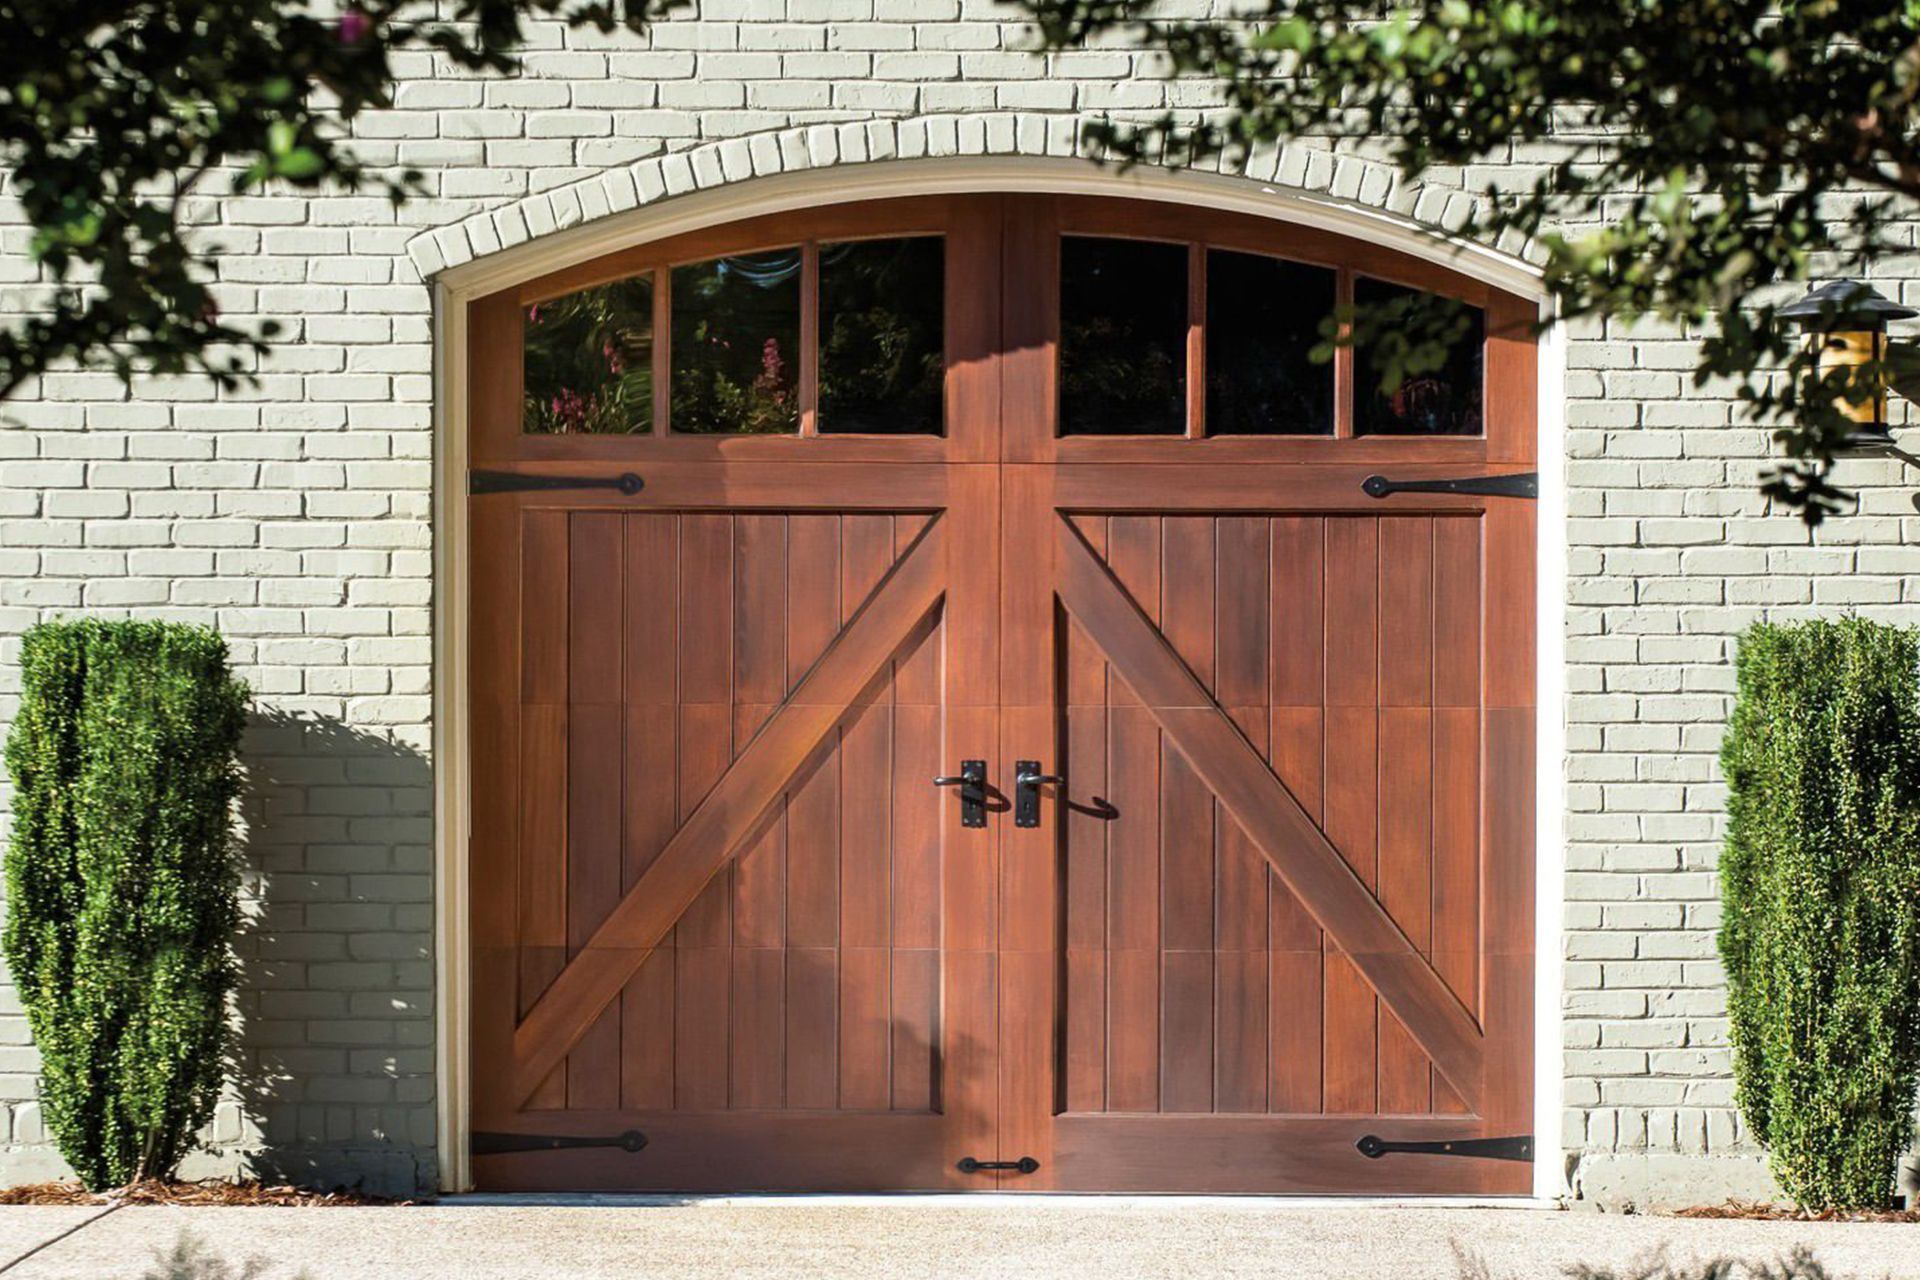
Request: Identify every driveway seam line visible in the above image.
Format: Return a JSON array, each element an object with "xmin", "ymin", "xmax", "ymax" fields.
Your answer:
[{"xmin": 0, "ymin": 1203, "xmax": 124, "ymax": 1277}]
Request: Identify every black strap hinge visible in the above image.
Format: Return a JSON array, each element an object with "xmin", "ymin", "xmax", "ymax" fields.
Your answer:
[
  {"xmin": 470, "ymin": 470, "xmax": 644, "ymax": 496},
  {"xmin": 957, "ymin": 1156, "xmax": 1039, "ymax": 1174},
  {"xmin": 472, "ymin": 1129, "xmax": 648, "ymax": 1156},
  {"xmin": 1356, "ymin": 1134, "xmax": 1532, "ymax": 1162},
  {"xmin": 1362, "ymin": 472, "xmax": 1537, "ymax": 500}
]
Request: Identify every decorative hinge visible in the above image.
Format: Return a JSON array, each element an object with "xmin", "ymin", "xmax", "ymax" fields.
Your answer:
[
  {"xmin": 472, "ymin": 1129, "xmax": 648, "ymax": 1156},
  {"xmin": 1361, "ymin": 472, "xmax": 1537, "ymax": 500},
  {"xmin": 470, "ymin": 470, "xmax": 645, "ymax": 496},
  {"xmin": 957, "ymin": 1156, "xmax": 1040, "ymax": 1174},
  {"xmin": 1355, "ymin": 1134, "xmax": 1533, "ymax": 1163}
]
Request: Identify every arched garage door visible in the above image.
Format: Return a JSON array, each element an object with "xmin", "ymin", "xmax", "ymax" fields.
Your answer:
[{"xmin": 465, "ymin": 194, "xmax": 1537, "ymax": 1193}]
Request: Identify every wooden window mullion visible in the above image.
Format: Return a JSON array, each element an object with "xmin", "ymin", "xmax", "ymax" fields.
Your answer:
[
  {"xmin": 1333, "ymin": 267, "xmax": 1355, "ymax": 439},
  {"xmin": 1187, "ymin": 241, "xmax": 1206, "ymax": 439},
  {"xmin": 652, "ymin": 266, "xmax": 670, "ymax": 436},
  {"xmin": 799, "ymin": 241, "xmax": 820, "ymax": 436}
]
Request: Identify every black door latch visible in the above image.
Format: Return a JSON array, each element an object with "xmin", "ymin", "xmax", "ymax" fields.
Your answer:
[
  {"xmin": 1013, "ymin": 760, "xmax": 1065, "ymax": 828},
  {"xmin": 933, "ymin": 759, "xmax": 988, "ymax": 828},
  {"xmin": 1355, "ymin": 1134, "xmax": 1532, "ymax": 1162},
  {"xmin": 472, "ymin": 1129, "xmax": 649, "ymax": 1156},
  {"xmin": 957, "ymin": 1156, "xmax": 1040, "ymax": 1174}
]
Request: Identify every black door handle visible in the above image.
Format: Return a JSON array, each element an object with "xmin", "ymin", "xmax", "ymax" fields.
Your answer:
[
  {"xmin": 1014, "ymin": 760, "xmax": 1063, "ymax": 828},
  {"xmin": 934, "ymin": 759, "xmax": 988, "ymax": 828}
]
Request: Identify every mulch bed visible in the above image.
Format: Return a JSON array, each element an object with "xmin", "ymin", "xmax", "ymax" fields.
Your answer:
[
  {"xmin": 1675, "ymin": 1201, "xmax": 1920, "ymax": 1223},
  {"xmin": 0, "ymin": 1179, "xmax": 422, "ymax": 1207}
]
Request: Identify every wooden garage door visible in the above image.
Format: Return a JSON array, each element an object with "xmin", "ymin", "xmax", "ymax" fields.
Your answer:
[{"xmin": 466, "ymin": 194, "xmax": 1536, "ymax": 1193}]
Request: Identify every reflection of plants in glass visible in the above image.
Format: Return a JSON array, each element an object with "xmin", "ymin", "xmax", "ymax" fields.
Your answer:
[
  {"xmin": 1059, "ymin": 237, "xmax": 1187, "ymax": 435},
  {"xmin": 820, "ymin": 238, "xmax": 943, "ymax": 433},
  {"xmin": 522, "ymin": 280, "xmax": 654, "ymax": 434},
  {"xmin": 694, "ymin": 334, "xmax": 795, "ymax": 435},
  {"xmin": 671, "ymin": 253, "xmax": 800, "ymax": 434},
  {"xmin": 1061, "ymin": 314, "xmax": 1182, "ymax": 428},
  {"xmin": 1350, "ymin": 282, "xmax": 1483, "ymax": 436}
]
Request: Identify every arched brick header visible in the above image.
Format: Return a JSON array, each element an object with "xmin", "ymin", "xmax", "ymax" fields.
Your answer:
[{"xmin": 404, "ymin": 113, "xmax": 1544, "ymax": 286}]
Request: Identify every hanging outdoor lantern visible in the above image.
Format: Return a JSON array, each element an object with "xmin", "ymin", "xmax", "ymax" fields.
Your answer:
[{"xmin": 1778, "ymin": 281, "xmax": 1916, "ymax": 453}]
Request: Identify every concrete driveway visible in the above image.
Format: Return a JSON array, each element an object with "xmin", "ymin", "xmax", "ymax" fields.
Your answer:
[{"xmin": 0, "ymin": 1199, "xmax": 1913, "ymax": 1280}]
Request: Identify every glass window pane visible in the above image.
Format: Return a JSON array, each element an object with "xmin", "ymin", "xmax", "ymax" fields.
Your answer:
[
  {"xmin": 1059, "ymin": 236, "xmax": 1187, "ymax": 436},
  {"xmin": 522, "ymin": 276, "xmax": 654, "ymax": 434},
  {"xmin": 1205, "ymin": 250, "xmax": 1335, "ymax": 435},
  {"xmin": 670, "ymin": 249, "xmax": 802, "ymax": 434},
  {"xmin": 819, "ymin": 237, "xmax": 945, "ymax": 435},
  {"xmin": 1353, "ymin": 278, "xmax": 1484, "ymax": 436}
]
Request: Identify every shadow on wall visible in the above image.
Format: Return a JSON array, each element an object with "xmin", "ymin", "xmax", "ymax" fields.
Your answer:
[{"xmin": 207, "ymin": 708, "xmax": 436, "ymax": 1197}]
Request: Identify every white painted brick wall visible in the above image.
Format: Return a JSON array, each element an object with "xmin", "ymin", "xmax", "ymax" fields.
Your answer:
[{"xmin": 3, "ymin": 7, "xmax": 1914, "ymax": 1200}]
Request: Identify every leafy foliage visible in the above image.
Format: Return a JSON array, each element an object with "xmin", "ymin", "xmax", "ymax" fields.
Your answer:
[
  {"xmin": 1718, "ymin": 618, "xmax": 1920, "ymax": 1209},
  {"xmin": 0, "ymin": 0, "xmax": 667, "ymax": 402},
  {"xmin": 1021, "ymin": 0, "xmax": 1920, "ymax": 518},
  {"xmin": 2, "ymin": 621, "xmax": 250, "ymax": 1190},
  {"xmin": 523, "ymin": 280, "xmax": 655, "ymax": 434},
  {"xmin": 669, "ymin": 252, "xmax": 801, "ymax": 434},
  {"xmin": 818, "ymin": 237, "xmax": 944, "ymax": 434}
]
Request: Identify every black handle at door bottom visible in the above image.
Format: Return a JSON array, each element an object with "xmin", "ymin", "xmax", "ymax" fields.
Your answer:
[{"xmin": 957, "ymin": 1156, "xmax": 1040, "ymax": 1174}]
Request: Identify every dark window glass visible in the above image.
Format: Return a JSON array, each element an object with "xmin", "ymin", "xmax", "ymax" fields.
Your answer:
[
  {"xmin": 1059, "ymin": 236, "xmax": 1187, "ymax": 435},
  {"xmin": 820, "ymin": 237, "xmax": 945, "ymax": 434},
  {"xmin": 670, "ymin": 249, "xmax": 802, "ymax": 434},
  {"xmin": 522, "ymin": 276, "xmax": 654, "ymax": 434},
  {"xmin": 1353, "ymin": 278, "xmax": 1484, "ymax": 436},
  {"xmin": 1205, "ymin": 250, "xmax": 1335, "ymax": 435}
]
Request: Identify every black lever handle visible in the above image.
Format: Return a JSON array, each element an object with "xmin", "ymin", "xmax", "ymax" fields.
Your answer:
[
  {"xmin": 934, "ymin": 760, "xmax": 988, "ymax": 828},
  {"xmin": 1013, "ymin": 760, "xmax": 1063, "ymax": 828}
]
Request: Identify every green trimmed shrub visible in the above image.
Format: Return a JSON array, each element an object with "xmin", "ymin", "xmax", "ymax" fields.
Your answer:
[
  {"xmin": 3, "ymin": 620, "xmax": 249, "ymax": 1189},
  {"xmin": 1719, "ymin": 617, "xmax": 1920, "ymax": 1209}
]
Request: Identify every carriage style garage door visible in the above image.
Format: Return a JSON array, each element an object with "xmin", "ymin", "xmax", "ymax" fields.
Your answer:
[{"xmin": 465, "ymin": 194, "xmax": 1537, "ymax": 1193}]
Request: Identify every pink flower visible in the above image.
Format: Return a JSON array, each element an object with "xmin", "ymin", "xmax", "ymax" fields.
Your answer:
[
  {"xmin": 338, "ymin": 10, "xmax": 371, "ymax": 43},
  {"xmin": 526, "ymin": 303, "xmax": 541, "ymax": 324},
  {"xmin": 549, "ymin": 388, "xmax": 590, "ymax": 433},
  {"xmin": 759, "ymin": 337, "xmax": 784, "ymax": 386},
  {"xmin": 603, "ymin": 338, "xmax": 624, "ymax": 375}
]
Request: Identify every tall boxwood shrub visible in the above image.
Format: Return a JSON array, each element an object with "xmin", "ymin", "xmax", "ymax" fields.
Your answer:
[
  {"xmin": 1719, "ymin": 617, "xmax": 1920, "ymax": 1209},
  {"xmin": 3, "ymin": 620, "xmax": 248, "ymax": 1189}
]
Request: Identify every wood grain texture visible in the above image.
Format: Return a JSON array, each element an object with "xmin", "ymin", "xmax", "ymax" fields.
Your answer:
[{"xmin": 470, "ymin": 192, "xmax": 1537, "ymax": 1193}]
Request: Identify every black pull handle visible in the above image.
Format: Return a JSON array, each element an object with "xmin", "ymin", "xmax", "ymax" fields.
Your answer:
[
  {"xmin": 934, "ymin": 759, "xmax": 988, "ymax": 828},
  {"xmin": 1014, "ymin": 760, "xmax": 1063, "ymax": 828},
  {"xmin": 957, "ymin": 1156, "xmax": 1040, "ymax": 1175}
]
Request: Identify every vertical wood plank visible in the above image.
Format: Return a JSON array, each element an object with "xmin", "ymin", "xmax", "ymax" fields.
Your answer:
[
  {"xmin": 1103, "ymin": 513, "xmax": 1161, "ymax": 1115},
  {"xmin": 1377, "ymin": 706, "xmax": 1434, "ymax": 1114},
  {"xmin": 892, "ymin": 703, "xmax": 941, "ymax": 951},
  {"xmin": 1160, "ymin": 950, "xmax": 1213, "ymax": 1113},
  {"xmin": 1214, "ymin": 515, "xmax": 1270, "ymax": 1113},
  {"xmin": 1159, "ymin": 514, "xmax": 1216, "ymax": 1109},
  {"xmin": 786, "ymin": 515, "xmax": 842, "ymax": 689},
  {"xmin": 620, "ymin": 950, "xmax": 674, "ymax": 1110},
  {"xmin": 566, "ymin": 515, "xmax": 625, "ymax": 1110},
  {"xmin": 785, "ymin": 946, "xmax": 839, "ymax": 1109},
  {"xmin": 674, "ymin": 945, "xmax": 730, "ymax": 1110},
  {"xmin": 1432, "ymin": 517, "xmax": 1482, "ymax": 710},
  {"xmin": 1431, "ymin": 705, "xmax": 1480, "ymax": 1114},
  {"xmin": 839, "ymin": 947, "xmax": 890, "ymax": 1111},
  {"xmin": 731, "ymin": 945, "xmax": 786, "ymax": 1109},
  {"xmin": 1323, "ymin": 517, "xmax": 1379, "ymax": 1115},
  {"xmin": 1378, "ymin": 517, "xmax": 1433, "ymax": 709},
  {"xmin": 891, "ymin": 948, "xmax": 939, "ymax": 1112}
]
